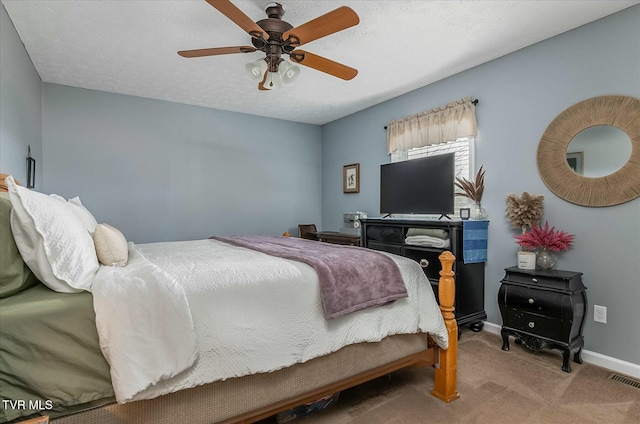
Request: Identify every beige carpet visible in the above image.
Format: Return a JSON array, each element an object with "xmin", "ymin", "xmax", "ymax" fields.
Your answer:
[{"xmin": 262, "ymin": 330, "xmax": 640, "ymax": 424}]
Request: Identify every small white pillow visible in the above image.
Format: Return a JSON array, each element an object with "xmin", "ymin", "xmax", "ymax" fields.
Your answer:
[
  {"xmin": 6, "ymin": 176, "xmax": 99, "ymax": 293},
  {"xmin": 93, "ymin": 223, "xmax": 128, "ymax": 267}
]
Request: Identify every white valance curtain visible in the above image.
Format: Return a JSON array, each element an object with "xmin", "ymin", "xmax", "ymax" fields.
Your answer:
[{"xmin": 386, "ymin": 97, "xmax": 478, "ymax": 154}]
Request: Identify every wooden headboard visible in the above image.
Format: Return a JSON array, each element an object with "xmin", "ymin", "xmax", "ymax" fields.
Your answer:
[{"xmin": 0, "ymin": 173, "xmax": 21, "ymax": 192}]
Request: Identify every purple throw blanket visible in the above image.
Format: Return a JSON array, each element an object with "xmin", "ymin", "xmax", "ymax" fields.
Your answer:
[{"xmin": 211, "ymin": 235, "xmax": 408, "ymax": 319}]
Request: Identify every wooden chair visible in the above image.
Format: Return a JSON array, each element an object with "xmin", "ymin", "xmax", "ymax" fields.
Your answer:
[{"xmin": 298, "ymin": 224, "xmax": 318, "ymax": 240}]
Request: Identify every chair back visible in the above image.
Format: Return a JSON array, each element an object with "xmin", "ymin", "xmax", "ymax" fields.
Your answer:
[{"xmin": 298, "ymin": 224, "xmax": 317, "ymax": 240}]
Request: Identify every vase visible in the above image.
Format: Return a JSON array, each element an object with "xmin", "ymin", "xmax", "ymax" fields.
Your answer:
[
  {"xmin": 471, "ymin": 202, "xmax": 488, "ymax": 220},
  {"xmin": 536, "ymin": 248, "xmax": 557, "ymax": 270}
]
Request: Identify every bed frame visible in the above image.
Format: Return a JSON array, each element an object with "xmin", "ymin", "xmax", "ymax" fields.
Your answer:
[
  {"xmin": 1, "ymin": 176, "xmax": 458, "ymax": 424},
  {"xmin": 46, "ymin": 252, "xmax": 459, "ymax": 424}
]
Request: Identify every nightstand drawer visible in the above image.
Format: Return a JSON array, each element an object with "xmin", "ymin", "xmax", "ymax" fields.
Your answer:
[
  {"xmin": 502, "ymin": 269, "xmax": 584, "ymax": 292},
  {"xmin": 505, "ymin": 285, "xmax": 562, "ymax": 318},
  {"xmin": 506, "ymin": 310, "xmax": 561, "ymax": 339}
]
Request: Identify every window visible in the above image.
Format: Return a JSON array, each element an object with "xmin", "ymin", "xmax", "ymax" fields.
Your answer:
[{"xmin": 390, "ymin": 137, "xmax": 475, "ymax": 217}]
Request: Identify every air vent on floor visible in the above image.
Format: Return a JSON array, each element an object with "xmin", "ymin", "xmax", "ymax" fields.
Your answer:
[{"xmin": 608, "ymin": 373, "xmax": 640, "ymax": 389}]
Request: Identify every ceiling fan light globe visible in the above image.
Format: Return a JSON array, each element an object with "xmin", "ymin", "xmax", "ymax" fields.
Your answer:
[
  {"xmin": 264, "ymin": 71, "xmax": 283, "ymax": 90},
  {"xmin": 245, "ymin": 59, "xmax": 268, "ymax": 81},
  {"xmin": 279, "ymin": 61, "xmax": 300, "ymax": 84}
]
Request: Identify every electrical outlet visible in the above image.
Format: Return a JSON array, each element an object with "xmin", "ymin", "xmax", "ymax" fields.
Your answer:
[{"xmin": 594, "ymin": 305, "xmax": 607, "ymax": 324}]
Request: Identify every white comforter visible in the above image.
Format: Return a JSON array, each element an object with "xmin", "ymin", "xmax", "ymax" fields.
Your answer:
[{"xmin": 91, "ymin": 239, "xmax": 448, "ymax": 403}]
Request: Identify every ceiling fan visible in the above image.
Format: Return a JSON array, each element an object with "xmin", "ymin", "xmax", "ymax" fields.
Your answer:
[{"xmin": 178, "ymin": 0, "xmax": 359, "ymax": 90}]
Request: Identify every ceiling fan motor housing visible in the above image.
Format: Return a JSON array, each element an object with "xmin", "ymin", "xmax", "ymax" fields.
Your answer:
[
  {"xmin": 252, "ymin": 3, "xmax": 296, "ymax": 71},
  {"xmin": 252, "ymin": 18, "xmax": 293, "ymax": 46}
]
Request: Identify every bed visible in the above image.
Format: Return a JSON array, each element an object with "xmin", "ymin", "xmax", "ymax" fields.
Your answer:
[{"xmin": 0, "ymin": 174, "xmax": 458, "ymax": 424}]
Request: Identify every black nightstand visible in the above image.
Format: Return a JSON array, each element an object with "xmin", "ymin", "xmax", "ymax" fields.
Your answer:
[{"xmin": 498, "ymin": 266, "xmax": 587, "ymax": 372}]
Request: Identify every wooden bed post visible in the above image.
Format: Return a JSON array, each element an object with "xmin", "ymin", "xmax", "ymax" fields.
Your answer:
[{"xmin": 431, "ymin": 250, "xmax": 460, "ymax": 402}]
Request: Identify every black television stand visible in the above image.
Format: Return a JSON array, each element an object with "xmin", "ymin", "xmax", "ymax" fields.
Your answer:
[{"xmin": 360, "ymin": 217, "xmax": 487, "ymax": 333}]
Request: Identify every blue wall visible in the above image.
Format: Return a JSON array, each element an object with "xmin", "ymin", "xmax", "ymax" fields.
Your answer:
[
  {"xmin": 322, "ymin": 6, "xmax": 640, "ymax": 364},
  {"xmin": 0, "ymin": 4, "xmax": 42, "ymax": 185},
  {"xmin": 41, "ymin": 84, "xmax": 322, "ymax": 243}
]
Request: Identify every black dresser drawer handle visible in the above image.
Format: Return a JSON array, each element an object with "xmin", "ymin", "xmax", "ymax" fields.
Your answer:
[
  {"xmin": 419, "ymin": 259, "xmax": 429, "ymax": 268},
  {"xmin": 528, "ymin": 298, "xmax": 535, "ymax": 304},
  {"xmin": 528, "ymin": 322, "xmax": 535, "ymax": 328},
  {"xmin": 532, "ymin": 278, "xmax": 538, "ymax": 283}
]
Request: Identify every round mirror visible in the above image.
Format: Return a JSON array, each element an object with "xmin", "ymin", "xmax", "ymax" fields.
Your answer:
[
  {"xmin": 537, "ymin": 95, "xmax": 640, "ymax": 207},
  {"xmin": 566, "ymin": 125, "xmax": 632, "ymax": 177}
]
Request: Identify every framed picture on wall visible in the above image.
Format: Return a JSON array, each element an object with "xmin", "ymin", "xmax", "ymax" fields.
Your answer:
[
  {"xmin": 343, "ymin": 163, "xmax": 360, "ymax": 193},
  {"xmin": 566, "ymin": 152, "xmax": 584, "ymax": 175}
]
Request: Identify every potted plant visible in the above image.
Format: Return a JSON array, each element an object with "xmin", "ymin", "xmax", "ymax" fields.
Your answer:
[
  {"xmin": 505, "ymin": 192, "xmax": 544, "ymax": 269},
  {"xmin": 514, "ymin": 221, "xmax": 575, "ymax": 269},
  {"xmin": 455, "ymin": 166, "xmax": 486, "ymax": 219}
]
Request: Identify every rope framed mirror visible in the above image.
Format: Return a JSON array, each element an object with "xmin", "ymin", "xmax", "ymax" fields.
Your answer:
[{"xmin": 537, "ymin": 95, "xmax": 640, "ymax": 207}]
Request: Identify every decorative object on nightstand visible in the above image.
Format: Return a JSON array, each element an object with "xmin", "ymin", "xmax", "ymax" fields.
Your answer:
[
  {"xmin": 499, "ymin": 266, "xmax": 587, "ymax": 373},
  {"xmin": 514, "ymin": 221, "xmax": 575, "ymax": 270},
  {"xmin": 455, "ymin": 166, "xmax": 487, "ymax": 219},
  {"xmin": 515, "ymin": 251, "xmax": 536, "ymax": 270},
  {"xmin": 535, "ymin": 248, "xmax": 557, "ymax": 270},
  {"xmin": 505, "ymin": 191, "xmax": 545, "ymax": 269},
  {"xmin": 505, "ymin": 192, "xmax": 545, "ymax": 234}
]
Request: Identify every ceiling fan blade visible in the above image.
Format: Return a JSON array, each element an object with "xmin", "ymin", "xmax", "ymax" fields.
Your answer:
[
  {"xmin": 283, "ymin": 6, "xmax": 359, "ymax": 47},
  {"xmin": 205, "ymin": 0, "xmax": 269, "ymax": 40},
  {"xmin": 289, "ymin": 50, "xmax": 358, "ymax": 80},
  {"xmin": 178, "ymin": 46, "xmax": 256, "ymax": 57}
]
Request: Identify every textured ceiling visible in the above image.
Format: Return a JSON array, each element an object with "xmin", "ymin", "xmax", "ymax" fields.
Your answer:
[{"xmin": 3, "ymin": 0, "xmax": 638, "ymax": 125}]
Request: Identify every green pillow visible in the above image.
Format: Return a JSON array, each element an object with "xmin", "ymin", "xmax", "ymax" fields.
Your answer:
[{"xmin": 0, "ymin": 192, "xmax": 38, "ymax": 298}]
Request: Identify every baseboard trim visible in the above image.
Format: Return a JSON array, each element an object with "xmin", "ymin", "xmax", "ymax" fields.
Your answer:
[{"xmin": 481, "ymin": 321, "xmax": 640, "ymax": 379}]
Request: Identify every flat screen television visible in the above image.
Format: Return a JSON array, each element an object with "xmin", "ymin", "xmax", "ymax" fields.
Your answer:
[{"xmin": 380, "ymin": 153, "xmax": 455, "ymax": 217}]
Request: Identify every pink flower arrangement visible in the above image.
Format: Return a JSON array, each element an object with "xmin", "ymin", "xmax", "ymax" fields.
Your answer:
[{"xmin": 514, "ymin": 221, "xmax": 575, "ymax": 252}]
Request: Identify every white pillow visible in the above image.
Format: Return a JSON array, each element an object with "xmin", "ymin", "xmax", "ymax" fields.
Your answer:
[
  {"xmin": 6, "ymin": 176, "xmax": 99, "ymax": 293},
  {"xmin": 68, "ymin": 197, "xmax": 98, "ymax": 233},
  {"xmin": 93, "ymin": 223, "xmax": 128, "ymax": 267},
  {"xmin": 49, "ymin": 194, "xmax": 98, "ymax": 233}
]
